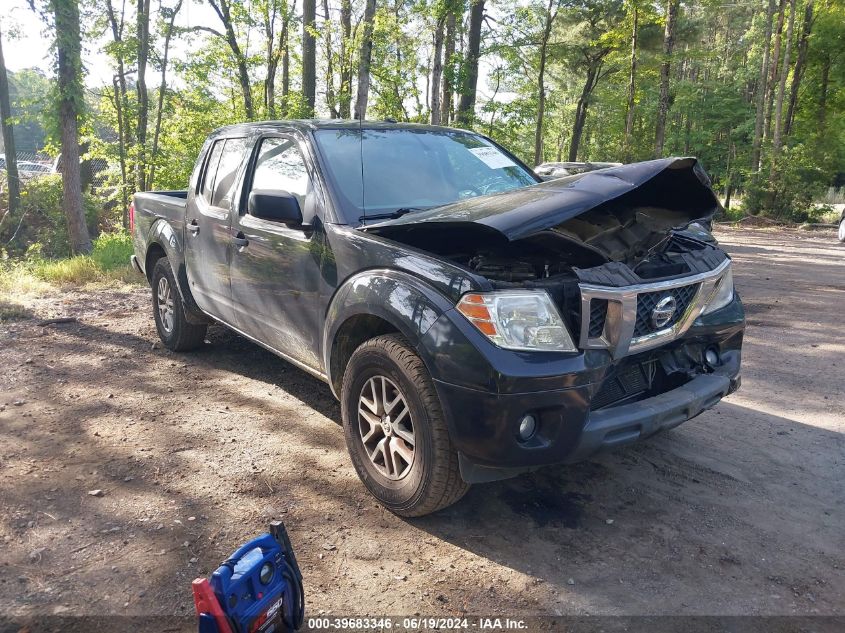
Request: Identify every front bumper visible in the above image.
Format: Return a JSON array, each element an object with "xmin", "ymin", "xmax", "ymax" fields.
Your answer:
[{"xmin": 420, "ymin": 297, "xmax": 745, "ymax": 484}]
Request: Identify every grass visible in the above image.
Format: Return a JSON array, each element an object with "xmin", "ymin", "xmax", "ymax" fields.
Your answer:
[{"xmin": 0, "ymin": 232, "xmax": 143, "ymax": 320}]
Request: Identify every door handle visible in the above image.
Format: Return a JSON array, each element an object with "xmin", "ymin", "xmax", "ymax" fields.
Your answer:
[
  {"xmin": 187, "ymin": 220, "xmax": 200, "ymax": 235},
  {"xmin": 232, "ymin": 232, "xmax": 249, "ymax": 248}
]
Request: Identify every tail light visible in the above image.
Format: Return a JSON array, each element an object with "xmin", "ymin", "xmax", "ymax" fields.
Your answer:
[{"xmin": 128, "ymin": 201, "xmax": 135, "ymax": 234}]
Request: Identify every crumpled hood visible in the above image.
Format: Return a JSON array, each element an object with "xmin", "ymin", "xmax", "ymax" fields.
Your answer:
[{"xmin": 364, "ymin": 157, "xmax": 721, "ymax": 241}]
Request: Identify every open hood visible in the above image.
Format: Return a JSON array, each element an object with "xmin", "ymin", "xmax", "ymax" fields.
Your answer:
[{"xmin": 364, "ymin": 157, "xmax": 722, "ymax": 242}]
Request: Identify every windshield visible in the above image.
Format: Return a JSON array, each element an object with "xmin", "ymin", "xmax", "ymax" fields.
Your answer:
[{"xmin": 313, "ymin": 128, "xmax": 537, "ymax": 222}]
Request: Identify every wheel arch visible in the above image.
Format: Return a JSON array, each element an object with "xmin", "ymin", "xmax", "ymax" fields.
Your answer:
[
  {"xmin": 324, "ymin": 269, "xmax": 455, "ymax": 398},
  {"xmin": 145, "ymin": 220, "xmax": 208, "ymax": 324}
]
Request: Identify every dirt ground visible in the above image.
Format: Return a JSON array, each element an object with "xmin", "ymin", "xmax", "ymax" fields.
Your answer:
[{"xmin": 1, "ymin": 227, "xmax": 843, "ymax": 627}]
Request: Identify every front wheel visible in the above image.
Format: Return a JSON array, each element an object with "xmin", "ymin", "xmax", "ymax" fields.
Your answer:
[
  {"xmin": 151, "ymin": 258, "xmax": 207, "ymax": 351},
  {"xmin": 838, "ymin": 217, "xmax": 845, "ymax": 243},
  {"xmin": 341, "ymin": 334, "xmax": 469, "ymax": 517}
]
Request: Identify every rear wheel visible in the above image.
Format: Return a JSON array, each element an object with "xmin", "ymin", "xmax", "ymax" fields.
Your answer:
[
  {"xmin": 151, "ymin": 258, "xmax": 207, "ymax": 351},
  {"xmin": 341, "ymin": 334, "xmax": 469, "ymax": 517},
  {"xmin": 838, "ymin": 217, "xmax": 845, "ymax": 243}
]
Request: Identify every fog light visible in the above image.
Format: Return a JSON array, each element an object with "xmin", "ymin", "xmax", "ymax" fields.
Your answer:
[
  {"xmin": 518, "ymin": 414, "xmax": 537, "ymax": 441},
  {"xmin": 704, "ymin": 347, "xmax": 720, "ymax": 367}
]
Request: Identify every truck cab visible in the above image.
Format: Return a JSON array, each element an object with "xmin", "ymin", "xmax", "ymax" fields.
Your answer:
[{"xmin": 132, "ymin": 121, "xmax": 744, "ymax": 517}]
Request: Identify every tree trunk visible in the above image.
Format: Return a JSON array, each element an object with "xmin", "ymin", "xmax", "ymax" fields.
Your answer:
[
  {"xmin": 623, "ymin": 5, "xmax": 638, "ymax": 161},
  {"xmin": 322, "ymin": 0, "xmax": 339, "ymax": 117},
  {"xmin": 817, "ymin": 52, "xmax": 829, "ymax": 132},
  {"xmin": 104, "ymin": 0, "xmax": 132, "ymax": 211},
  {"xmin": 51, "ymin": 0, "xmax": 92, "ymax": 254},
  {"xmin": 149, "ymin": 0, "xmax": 182, "ymax": 190},
  {"xmin": 654, "ymin": 0, "xmax": 679, "ymax": 157},
  {"xmin": 430, "ymin": 14, "xmax": 445, "ymax": 124},
  {"xmin": 751, "ymin": 0, "xmax": 775, "ymax": 172},
  {"xmin": 771, "ymin": 0, "xmax": 795, "ymax": 161},
  {"xmin": 0, "ymin": 21, "xmax": 20, "ymax": 216},
  {"xmin": 339, "ymin": 0, "xmax": 352, "ymax": 118},
  {"xmin": 281, "ymin": 10, "xmax": 290, "ymax": 114},
  {"xmin": 302, "ymin": 0, "xmax": 317, "ymax": 115},
  {"xmin": 456, "ymin": 0, "xmax": 484, "ymax": 127},
  {"xmin": 111, "ymin": 76, "xmax": 129, "ymax": 224},
  {"xmin": 533, "ymin": 0, "xmax": 556, "ymax": 166},
  {"xmin": 263, "ymin": 0, "xmax": 279, "ymax": 118},
  {"xmin": 208, "ymin": 0, "xmax": 255, "ymax": 119},
  {"xmin": 136, "ymin": 0, "xmax": 151, "ymax": 191},
  {"xmin": 441, "ymin": 9, "xmax": 455, "ymax": 124},
  {"xmin": 765, "ymin": 0, "xmax": 786, "ymax": 140},
  {"xmin": 785, "ymin": 0, "xmax": 813, "ymax": 137},
  {"xmin": 354, "ymin": 0, "xmax": 377, "ymax": 120},
  {"xmin": 568, "ymin": 63, "xmax": 599, "ymax": 162}
]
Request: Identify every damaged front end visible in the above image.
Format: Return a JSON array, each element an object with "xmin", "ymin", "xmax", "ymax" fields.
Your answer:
[{"xmin": 366, "ymin": 157, "xmax": 742, "ymax": 413}]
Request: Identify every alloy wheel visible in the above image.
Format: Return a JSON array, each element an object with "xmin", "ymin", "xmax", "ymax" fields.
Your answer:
[
  {"xmin": 157, "ymin": 276, "xmax": 175, "ymax": 334},
  {"xmin": 357, "ymin": 375, "xmax": 416, "ymax": 480}
]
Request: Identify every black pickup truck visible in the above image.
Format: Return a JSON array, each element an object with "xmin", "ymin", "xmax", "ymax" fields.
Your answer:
[{"xmin": 131, "ymin": 120, "xmax": 744, "ymax": 516}]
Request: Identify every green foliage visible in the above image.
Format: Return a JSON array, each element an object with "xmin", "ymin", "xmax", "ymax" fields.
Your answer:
[
  {"xmin": 90, "ymin": 231, "xmax": 133, "ymax": 270},
  {"xmin": 745, "ymin": 145, "xmax": 828, "ymax": 221},
  {"xmin": 0, "ymin": 231, "xmax": 138, "ymax": 294},
  {"xmin": 0, "ymin": 174, "xmax": 99, "ymax": 258}
]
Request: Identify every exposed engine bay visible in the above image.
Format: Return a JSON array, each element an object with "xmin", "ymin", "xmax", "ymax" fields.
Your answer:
[
  {"xmin": 364, "ymin": 157, "xmax": 726, "ymax": 287},
  {"xmin": 368, "ymin": 204, "xmax": 723, "ymax": 286}
]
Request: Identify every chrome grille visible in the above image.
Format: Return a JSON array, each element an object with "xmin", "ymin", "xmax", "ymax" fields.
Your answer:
[
  {"xmin": 588, "ymin": 299, "xmax": 608, "ymax": 338},
  {"xmin": 577, "ymin": 259, "xmax": 731, "ymax": 358},
  {"xmin": 633, "ymin": 284, "xmax": 700, "ymax": 338}
]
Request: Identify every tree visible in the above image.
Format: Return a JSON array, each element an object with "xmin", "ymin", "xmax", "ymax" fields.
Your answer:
[
  {"xmin": 207, "ymin": 0, "xmax": 255, "ymax": 119},
  {"xmin": 533, "ymin": 0, "xmax": 559, "ymax": 166},
  {"xmin": 430, "ymin": 10, "xmax": 446, "ymax": 124},
  {"xmin": 623, "ymin": 3, "xmax": 638, "ymax": 160},
  {"xmin": 785, "ymin": 0, "xmax": 814, "ymax": 136},
  {"xmin": 136, "ymin": 0, "xmax": 152, "ymax": 191},
  {"xmin": 751, "ymin": 0, "xmax": 776, "ymax": 172},
  {"xmin": 104, "ymin": 0, "xmax": 133, "ymax": 212},
  {"xmin": 49, "ymin": 0, "xmax": 92, "ymax": 253},
  {"xmin": 149, "ymin": 0, "xmax": 183, "ymax": 189},
  {"xmin": 455, "ymin": 0, "xmax": 484, "ymax": 127},
  {"xmin": 302, "ymin": 0, "xmax": 316, "ymax": 114},
  {"xmin": 338, "ymin": 0, "xmax": 352, "ymax": 118},
  {"xmin": 0, "ymin": 20, "xmax": 20, "ymax": 216},
  {"xmin": 441, "ymin": 7, "xmax": 456, "ymax": 124},
  {"xmin": 562, "ymin": 0, "xmax": 622, "ymax": 161},
  {"xmin": 771, "ymin": 0, "xmax": 796, "ymax": 162},
  {"xmin": 654, "ymin": 0, "xmax": 679, "ymax": 157},
  {"xmin": 354, "ymin": 0, "xmax": 376, "ymax": 119}
]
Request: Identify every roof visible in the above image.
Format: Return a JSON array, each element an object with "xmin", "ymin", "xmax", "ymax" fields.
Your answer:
[{"xmin": 210, "ymin": 119, "xmax": 473, "ymax": 136}]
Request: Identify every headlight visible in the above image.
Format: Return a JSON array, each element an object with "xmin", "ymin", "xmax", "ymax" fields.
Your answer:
[
  {"xmin": 701, "ymin": 267, "xmax": 734, "ymax": 315},
  {"xmin": 456, "ymin": 291, "xmax": 577, "ymax": 352}
]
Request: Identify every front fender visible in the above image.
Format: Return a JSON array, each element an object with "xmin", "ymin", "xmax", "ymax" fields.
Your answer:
[{"xmin": 323, "ymin": 269, "xmax": 456, "ymax": 397}]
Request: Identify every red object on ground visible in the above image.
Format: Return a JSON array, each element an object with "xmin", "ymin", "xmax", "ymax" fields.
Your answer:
[{"xmin": 192, "ymin": 577, "xmax": 234, "ymax": 633}]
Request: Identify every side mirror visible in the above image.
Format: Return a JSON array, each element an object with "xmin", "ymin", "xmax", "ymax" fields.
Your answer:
[{"xmin": 248, "ymin": 189, "xmax": 303, "ymax": 225}]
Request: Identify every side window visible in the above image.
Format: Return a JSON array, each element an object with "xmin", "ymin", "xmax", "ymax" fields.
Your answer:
[
  {"xmin": 250, "ymin": 137, "xmax": 309, "ymax": 209},
  {"xmin": 211, "ymin": 138, "xmax": 250, "ymax": 209},
  {"xmin": 200, "ymin": 140, "xmax": 225, "ymax": 203}
]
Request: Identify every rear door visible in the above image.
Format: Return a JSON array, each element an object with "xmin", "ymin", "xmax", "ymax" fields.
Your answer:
[
  {"xmin": 230, "ymin": 134, "xmax": 326, "ymax": 371},
  {"xmin": 184, "ymin": 136, "xmax": 250, "ymax": 324}
]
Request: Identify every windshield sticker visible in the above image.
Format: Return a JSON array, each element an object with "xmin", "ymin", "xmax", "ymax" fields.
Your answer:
[{"xmin": 469, "ymin": 146, "xmax": 517, "ymax": 169}]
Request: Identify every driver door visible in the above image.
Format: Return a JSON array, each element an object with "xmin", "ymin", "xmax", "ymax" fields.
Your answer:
[{"xmin": 230, "ymin": 135, "xmax": 325, "ymax": 371}]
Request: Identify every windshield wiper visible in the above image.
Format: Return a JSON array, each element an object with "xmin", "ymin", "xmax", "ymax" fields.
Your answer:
[{"xmin": 358, "ymin": 207, "xmax": 425, "ymax": 222}]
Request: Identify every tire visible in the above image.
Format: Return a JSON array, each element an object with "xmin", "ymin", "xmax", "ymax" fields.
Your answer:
[
  {"xmin": 838, "ymin": 217, "xmax": 845, "ymax": 243},
  {"xmin": 151, "ymin": 258, "xmax": 207, "ymax": 352},
  {"xmin": 341, "ymin": 334, "xmax": 469, "ymax": 517}
]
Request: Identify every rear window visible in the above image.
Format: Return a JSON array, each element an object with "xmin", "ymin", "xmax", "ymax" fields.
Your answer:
[{"xmin": 200, "ymin": 137, "xmax": 249, "ymax": 209}]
